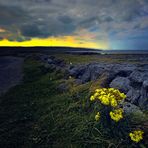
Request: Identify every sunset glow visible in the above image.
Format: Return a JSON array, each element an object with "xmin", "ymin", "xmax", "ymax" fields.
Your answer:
[
  {"xmin": 0, "ymin": 36, "xmax": 109, "ymax": 49},
  {"xmin": 0, "ymin": 28, "xmax": 6, "ymax": 33},
  {"xmin": 0, "ymin": 0, "xmax": 148, "ymax": 49}
]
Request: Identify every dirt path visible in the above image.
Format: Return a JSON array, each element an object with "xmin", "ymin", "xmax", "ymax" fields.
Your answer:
[{"xmin": 0, "ymin": 56, "xmax": 24, "ymax": 95}]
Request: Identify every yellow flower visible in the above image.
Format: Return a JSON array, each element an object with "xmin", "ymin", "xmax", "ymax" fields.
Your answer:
[
  {"xmin": 101, "ymin": 96, "xmax": 110, "ymax": 105},
  {"xmin": 109, "ymin": 108, "xmax": 123, "ymax": 122},
  {"xmin": 95, "ymin": 112, "xmax": 100, "ymax": 121},
  {"xmin": 129, "ymin": 130, "xmax": 144, "ymax": 143},
  {"xmin": 120, "ymin": 93, "xmax": 126, "ymax": 99},
  {"xmin": 90, "ymin": 95, "xmax": 95, "ymax": 101},
  {"xmin": 109, "ymin": 88, "xmax": 114, "ymax": 91},
  {"xmin": 95, "ymin": 89, "xmax": 100, "ymax": 93},
  {"xmin": 94, "ymin": 92, "xmax": 99, "ymax": 97},
  {"xmin": 90, "ymin": 88, "xmax": 126, "ymax": 107},
  {"xmin": 110, "ymin": 98, "xmax": 118, "ymax": 107},
  {"xmin": 100, "ymin": 91, "xmax": 106, "ymax": 95}
]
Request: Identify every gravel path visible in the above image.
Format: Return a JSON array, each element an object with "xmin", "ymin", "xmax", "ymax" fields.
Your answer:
[{"xmin": 0, "ymin": 56, "xmax": 24, "ymax": 95}]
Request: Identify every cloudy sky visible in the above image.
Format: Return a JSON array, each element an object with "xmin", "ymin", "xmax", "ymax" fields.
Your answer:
[{"xmin": 0, "ymin": 0, "xmax": 148, "ymax": 49}]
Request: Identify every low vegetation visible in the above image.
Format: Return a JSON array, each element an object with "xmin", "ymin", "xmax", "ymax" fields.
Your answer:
[
  {"xmin": 53, "ymin": 53, "xmax": 148, "ymax": 64},
  {"xmin": 0, "ymin": 56, "xmax": 147, "ymax": 148}
]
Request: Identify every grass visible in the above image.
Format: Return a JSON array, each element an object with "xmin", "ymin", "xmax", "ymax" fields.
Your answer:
[
  {"xmin": 53, "ymin": 53, "xmax": 148, "ymax": 64},
  {"xmin": 0, "ymin": 56, "xmax": 147, "ymax": 148}
]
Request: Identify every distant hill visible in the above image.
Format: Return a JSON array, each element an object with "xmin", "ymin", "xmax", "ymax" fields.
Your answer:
[
  {"xmin": 0, "ymin": 46, "xmax": 102, "ymax": 56},
  {"xmin": 0, "ymin": 46, "xmax": 148, "ymax": 56}
]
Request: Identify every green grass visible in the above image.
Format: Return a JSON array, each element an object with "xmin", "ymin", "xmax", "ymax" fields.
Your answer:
[
  {"xmin": 53, "ymin": 54, "xmax": 148, "ymax": 64},
  {"xmin": 52, "ymin": 54, "xmax": 122, "ymax": 64},
  {"xmin": 0, "ymin": 57, "xmax": 147, "ymax": 148}
]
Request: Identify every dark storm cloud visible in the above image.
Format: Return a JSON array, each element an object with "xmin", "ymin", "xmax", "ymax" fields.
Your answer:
[
  {"xmin": 58, "ymin": 16, "xmax": 73, "ymax": 24},
  {"xmin": 0, "ymin": 0, "xmax": 148, "ymax": 42},
  {"xmin": 21, "ymin": 25, "xmax": 45, "ymax": 37},
  {"xmin": 0, "ymin": 5, "xmax": 29, "ymax": 26}
]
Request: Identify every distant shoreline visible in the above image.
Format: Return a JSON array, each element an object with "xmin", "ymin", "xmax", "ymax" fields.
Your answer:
[{"xmin": 0, "ymin": 47, "xmax": 148, "ymax": 56}]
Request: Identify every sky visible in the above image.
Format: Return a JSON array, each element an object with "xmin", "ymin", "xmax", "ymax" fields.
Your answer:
[{"xmin": 0, "ymin": 0, "xmax": 148, "ymax": 50}]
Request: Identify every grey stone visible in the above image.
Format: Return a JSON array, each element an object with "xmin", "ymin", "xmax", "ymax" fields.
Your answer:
[
  {"xmin": 57, "ymin": 83, "xmax": 69, "ymax": 92},
  {"xmin": 123, "ymin": 102, "xmax": 141, "ymax": 114},
  {"xmin": 76, "ymin": 64, "xmax": 106, "ymax": 83},
  {"xmin": 44, "ymin": 64, "xmax": 56, "ymax": 71},
  {"xmin": 138, "ymin": 96, "xmax": 148, "ymax": 110},
  {"xmin": 89, "ymin": 64, "xmax": 105, "ymax": 80},
  {"xmin": 54, "ymin": 59, "xmax": 65, "ymax": 66},
  {"xmin": 69, "ymin": 65, "xmax": 86, "ymax": 78},
  {"xmin": 47, "ymin": 58, "xmax": 54, "ymax": 64},
  {"xmin": 123, "ymin": 102, "xmax": 146, "ymax": 120},
  {"xmin": 75, "ymin": 79, "xmax": 83, "ymax": 85},
  {"xmin": 109, "ymin": 77, "xmax": 131, "ymax": 93},
  {"xmin": 129, "ymin": 71, "xmax": 143, "ymax": 83},
  {"xmin": 126, "ymin": 88, "xmax": 140, "ymax": 104},
  {"xmin": 138, "ymin": 80, "xmax": 148, "ymax": 109},
  {"xmin": 129, "ymin": 70, "xmax": 148, "ymax": 83},
  {"xmin": 40, "ymin": 55, "xmax": 148, "ymax": 110},
  {"xmin": 99, "ymin": 72, "xmax": 117, "ymax": 87},
  {"xmin": 40, "ymin": 54, "xmax": 49, "ymax": 62},
  {"xmin": 81, "ymin": 68, "xmax": 91, "ymax": 83},
  {"xmin": 137, "ymin": 64, "xmax": 148, "ymax": 72},
  {"xmin": 111, "ymin": 64, "xmax": 136, "ymax": 77},
  {"xmin": 143, "ymin": 80, "xmax": 148, "ymax": 88},
  {"xmin": 68, "ymin": 63, "xmax": 138, "ymax": 84}
]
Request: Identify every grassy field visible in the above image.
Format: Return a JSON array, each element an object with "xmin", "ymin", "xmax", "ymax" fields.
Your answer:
[
  {"xmin": 0, "ymin": 56, "xmax": 147, "ymax": 148},
  {"xmin": 53, "ymin": 53, "xmax": 148, "ymax": 64}
]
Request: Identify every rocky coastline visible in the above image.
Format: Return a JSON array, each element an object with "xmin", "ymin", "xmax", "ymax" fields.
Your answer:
[{"xmin": 40, "ymin": 55, "xmax": 148, "ymax": 112}]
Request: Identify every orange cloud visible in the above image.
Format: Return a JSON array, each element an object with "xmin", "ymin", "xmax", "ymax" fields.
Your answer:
[{"xmin": 0, "ymin": 28, "xmax": 6, "ymax": 33}]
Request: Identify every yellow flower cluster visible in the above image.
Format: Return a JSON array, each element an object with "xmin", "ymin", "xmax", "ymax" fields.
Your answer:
[
  {"xmin": 109, "ymin": 108, "xmax": 124, "ymax": 122},
  {"xmin": 89, "ymin": 88, "xmax": 145, "ymax": 143},
  {"xmin": 129, "ymin": 130, "xmax": 144, "ymax": 143},
  {"xmin": 90, "ymin": 88, "xmax": 126, "ymax": 107},
  {"xmin": 95, "ymin": 112, "xmax": 100, "ymax": 121}
]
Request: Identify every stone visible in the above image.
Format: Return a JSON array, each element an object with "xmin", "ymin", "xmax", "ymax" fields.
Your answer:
[
  {"xmin": 81, "ymin": 68, "xmax": 91, "ymax": 83},
  {"xmin": 57, "ymin": 83, "xmax": 69, "ymax": 92},
  {"xmin": 126, "ymin": 88, "xmax": 140, "ymax": 104},
  {"xmin": 129, "ymin": 70, "xmax": 148, "ymax": 83},
  {"xmin": 89, "ymin": 64, "xmax": 105, "ymax": 81},
  {"xmin": 76, "ymin": 64, "xmax": 106, "ymax": 83},
  {"xmin": 99, "ymin": 72, "xmax": 116, "ymax": 87},
  {"xmin": 75, "ymin": 79, "xmax": 83, "ymax": 85},
  {"xmin": 40, "ymin": 54, "xmax": 49, "ymax": 62},
  {"xmin": 40, "ymin": 55, "xmax": 55, "ymax": 63},
  {"xmin": 129, "ymin": 71, "xmax": 143, "ymax": 83},
  {"xmin": 137, "ymin": 64, "xmax": 148, "ymax": 72},
  {"xmin": 122, "ymin": 102, "xmax": 146, "ymax": 122},
  {"xmin": 138, "ymin": 96, "xmax": 148, "ymax": 110},
  {"xmin": 69, "ymin": 65, "xmax": 86, "ymax": 78},
  {"xmin": 44, "ymin": 64, "xmax": 56, "ymax": 71},
  {"xmin": 143, "ymin": 80, "xmax": 148, "ymax": 88},
  {"xmin": 68, "ymin": 63, "xmax": 138, "ymax": 84},
  {"xmin": 111, "ymin": 64, "xmax": 136, "ymax": 77},
  {"xmin": 39, "ymin": 54, "xmax": 148, "ymax": 110},
  {"xmin": 123, "ymin": 102, "xmax": 141, "ymax": 114},
  {"xmin": 54, "ymin": 59, "xmax": 65, "ymax": 66},
  {"xmin": 109, "ymin": 76, "xmax": 131, "ymax": 93},
  {"xmin": 48, "ymin": 56, "xmax": 55, "ymax": 60},
  {"xmin": 138, "ymin": 80, "xmax": 148, "ymax": 109},
  {"xmin": 47, "ymin": 58, "xmax": 54, "ymax": 64}
]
